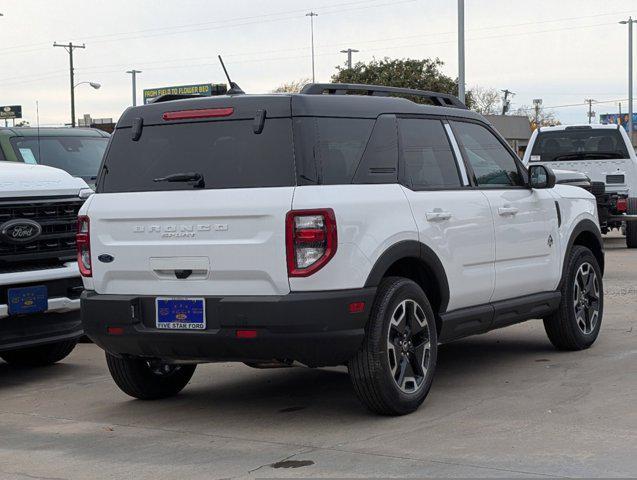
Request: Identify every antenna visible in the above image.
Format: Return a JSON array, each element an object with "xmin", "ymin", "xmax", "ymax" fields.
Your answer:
[
  {"xmin": 36, "ymin": 101, "xmax": 42, "ymax": 164},
  {"xmin": 218, "ymin": 55, "xmax": 245, "ymax": 95}
]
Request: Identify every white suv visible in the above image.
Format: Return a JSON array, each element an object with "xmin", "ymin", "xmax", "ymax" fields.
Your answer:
[{"xmin": 80, "ymin": 84, "xmax": 604, "ymax": 415}]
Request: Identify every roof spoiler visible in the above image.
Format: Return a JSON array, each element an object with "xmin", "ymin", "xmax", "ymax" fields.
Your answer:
[{"xmin": 300, "ymin": 83, "xmax": 467, "ymax": 109}]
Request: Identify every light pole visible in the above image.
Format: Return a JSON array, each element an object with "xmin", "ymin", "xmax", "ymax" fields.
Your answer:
[
  {"xmin": 620, "ymin": 18, "xmax": 636, "ymax": 142},
  {"xmin": 72, "ymin": 82, "xmax": 101, "ymax": 127},
  {"xmin": 306, "ymin": 12, "xmax": 318, "ymax": 83},
  {"xmin": 457, "ymin": 0, "xmax": 465, "ymax": 104},
  {"xmin": 340, "ymin": 48, "xmax": 359, "ymax": 69},
  {"xmin": 126, "ymin": 70, "xmax": 142, "ymax": 106}
]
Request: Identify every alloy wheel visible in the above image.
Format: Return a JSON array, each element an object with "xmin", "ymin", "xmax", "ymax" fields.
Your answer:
[{"xmin": 573, "ymin": 262, "xmax": 600, "ymax": 335}]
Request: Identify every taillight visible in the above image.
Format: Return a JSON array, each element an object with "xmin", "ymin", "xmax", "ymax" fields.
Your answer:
[
  {"xmin": 286, "ymin": 209, "xmax": 337, "ymax": 277},
  {"xmin": 76, "ymin": 215, "xmax": 92, "ymax": 277},
  {"xmin": 616, "ymin": 197, "xmax": 628, "ymax": 213}
]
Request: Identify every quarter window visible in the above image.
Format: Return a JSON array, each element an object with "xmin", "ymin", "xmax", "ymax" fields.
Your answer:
[
  {"xmin": 451, "ymin": 121, "xmax": 524, "ymax": 187},
  {"xmin": 399, "ymin": 118, "xmax": 462, "ymax": 189}
]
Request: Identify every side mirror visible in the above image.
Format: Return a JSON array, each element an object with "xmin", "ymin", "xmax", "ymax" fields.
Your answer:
[{"xmin": 529, "ymin": 164, "xmax": 556, "ymax": 189}]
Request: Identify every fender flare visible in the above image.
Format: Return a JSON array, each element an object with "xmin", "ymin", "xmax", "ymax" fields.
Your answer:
[
  {"xmin": 562, "ymin": 219, "xmax": 605, "ymax": 279},
  {"xmin": 364, "ymin": 240, "xmax": 450, "ymax": 313}
]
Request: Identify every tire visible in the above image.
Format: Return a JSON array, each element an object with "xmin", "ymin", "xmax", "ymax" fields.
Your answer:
[
  {"xmin": 626, "ymin": 198, "xmax": 637, "ymax": 248},
  {"xmin": 348, "ymin": 277, "xmax": 438, "ymax": 416},
  {"xmin": 543, "ymin": 246, "xmax": 603, "ymax": 351},
  {"xmin": 0, "ymin": 339, "xmax": 77, "ymax": 366},
  {"xmin": 105, "ymin": 353, "xmax": 196, "ymax": 400}
]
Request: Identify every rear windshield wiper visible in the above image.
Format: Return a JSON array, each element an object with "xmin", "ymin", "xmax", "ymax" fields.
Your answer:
[{"xmin": 153, "ymin": 172, "xmax": 205, "ymax": 188}]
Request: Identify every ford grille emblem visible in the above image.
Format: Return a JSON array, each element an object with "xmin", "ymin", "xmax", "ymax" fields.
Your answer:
[{"xmin": 0, "ymin": 219, "xmax": 43, "ymax": 244}]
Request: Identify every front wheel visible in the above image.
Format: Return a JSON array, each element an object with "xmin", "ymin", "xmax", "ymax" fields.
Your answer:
[
  {"xmin": 105, "ymin": 353, "xmax": 196, "ymax": 400},
  {"xmin": 543, "ymin": 246, "xmax": 603, "ymax": 350},
  {"xmin": 0, "ymin": 339, "xmax": 77, "ymax": 366},
  {"xmin": 349, "ymin": 277, "xmax": 438, "ymax": 416}
]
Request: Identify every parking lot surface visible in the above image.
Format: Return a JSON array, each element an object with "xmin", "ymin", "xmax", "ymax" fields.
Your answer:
[{"xmin": 0, "ymin": 234, "xmax": 635, "ymax": 479}]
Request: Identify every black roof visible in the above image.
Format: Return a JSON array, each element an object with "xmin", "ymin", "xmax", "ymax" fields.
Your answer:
[{"xmin": 116, "ymin": 84, "xmax": 485, "ymax": 128}]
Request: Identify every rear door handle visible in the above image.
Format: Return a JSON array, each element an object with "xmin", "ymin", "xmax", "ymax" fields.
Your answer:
[
  {"xmin": 498, "ymin": 206, "xmax": 519, "ymax": 216},
  {"xmin": 426, "ymin": 211, "xmax": 452, "ymax": 222}
]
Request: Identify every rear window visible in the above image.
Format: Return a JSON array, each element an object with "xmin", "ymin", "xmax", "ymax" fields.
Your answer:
[
  {"xmin": 530, "ymin": 128, "xmax": 629, "ymax": 162},
  {"xmin": 10, "ymin": 136, "xmax": 108, "ymax": 181},
  {"xmin": 98, "ymin": 119, "xmax": 295, "ymax": 193}
]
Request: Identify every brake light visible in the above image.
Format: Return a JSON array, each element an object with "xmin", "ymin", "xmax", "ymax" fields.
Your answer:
[
  {"xmin": 616, "ymin": 197, "xmax": 628, "ymax": 213},
  {"xmin": 286, "ymin": 209, "xmax": 337, "ymax": 277},
  {"xmin": 76, "ymin": 215, "xmax": 92, "ymax": 277},
  {"xmin": 162, "ymin": 107, "xmax": 234, "ymax": 121}
]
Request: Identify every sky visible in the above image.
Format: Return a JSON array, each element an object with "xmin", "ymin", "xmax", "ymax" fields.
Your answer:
[{"xmin": 0, "ymin": 0, "xmax": 635, "ymax": 126}]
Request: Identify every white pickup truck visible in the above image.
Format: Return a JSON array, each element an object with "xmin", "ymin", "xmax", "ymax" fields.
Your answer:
[
  {"xmin": 0, "ymin": 162, "xmax": 90, "ymax": 366},
  {"xmin": 523, "ymin": 124, "xmax": 637, "ymax": 247}
]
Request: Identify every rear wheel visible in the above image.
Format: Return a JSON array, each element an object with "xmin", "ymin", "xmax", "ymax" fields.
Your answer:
[
  {"xmin": 106, "ymin": 353, "xmax": 196, "ymax": 400},
  {"xmin": 543, "ymin": 246, "xmax": 603, "ymax": 350},
  {"xmin": 349, "ymin": 277, "xmax": 437, "ymax": 416},
  {"xmin": 0, "ymin": 339, "xmax": 77, "ymax": 366},
  {"xmin": 626, "ymin": 198, "xmax": 637, "ymax": 248}
]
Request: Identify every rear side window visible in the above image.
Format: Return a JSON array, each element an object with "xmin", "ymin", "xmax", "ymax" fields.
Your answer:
[
  {"xmin": 399, "ymin": 118, "xmax": 461, "ymax": 189},
  {"xmin": 451, "ymin": 121, "xmax": 524, "ymax": 187},
  {"xmin": 294, "ymin": 117, "xmax": 374, "ymax": 185},
  {"xmin": 530, "ymin": 128, "xmax": 629, "ymax": 162},
  {"xmin": 99, "ymin": 119, "xmax": 295, "ymax": 192}
]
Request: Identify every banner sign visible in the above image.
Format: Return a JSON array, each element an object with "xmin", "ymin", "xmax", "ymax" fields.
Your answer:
[
  {"xmin": 0, "ymin": 105, "xmax": 22, "ymax": 119},
  {"xmin": 143, "ymin": 83, "xmax": 227, "ymax": 104},
  {"xmin": 600, "ymin": 113, "xmax": 637, "ymax": 132}
]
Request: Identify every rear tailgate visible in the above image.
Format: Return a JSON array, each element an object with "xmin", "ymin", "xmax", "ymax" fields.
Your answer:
[
  {"xmin": 88, "ymin": 189, "xmax": 293, "ymax": 296},
  {"xmin": 90, "ymin": 95, "xmax": 295, "ymax": 296}
]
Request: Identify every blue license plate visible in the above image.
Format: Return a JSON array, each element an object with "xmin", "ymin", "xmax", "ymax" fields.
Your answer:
[
  {"xmin": 8, "ymin": 286, "xmax": 48, "ymax": 315},
  {"xmin": 156, "ymin": 297, "xmax": 206, "ymax": 330}
]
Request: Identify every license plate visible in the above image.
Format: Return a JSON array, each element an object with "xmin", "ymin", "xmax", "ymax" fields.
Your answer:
[
  {"xmin": 156, "ymin": 297, "xmax": 206, "ymax": 330},
  {"xmin": 8, "ymin": 286, "xmax": 48, "ymax": 315}
]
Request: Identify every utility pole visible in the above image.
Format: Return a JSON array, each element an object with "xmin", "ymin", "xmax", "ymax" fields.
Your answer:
[
  {"xmin": 306, "ymin": 12, "xmax": 318, "ymax": 83},
  {"xmin": 620, "ymin": 17, "xmax": 635, "ymax": 142},
  {"xmin": 340, "ymin": 48, "xmax": 359, "ymax": 69},
  {"xmin": 533, "ymin": 99, "xmax": 543, "ymax": 128},
  {"xmin": 126, "ymin": 70, "xmax": 142, "ymax": 106},
  {"xmin": 457, "ymin": 0, "xmax": 465, "ymax": 104},
  {"xmin": 53, "ymin": 42, "xmax": 86, "ymax": 127},
  {"xmin": 501, "ymin": 89, "xmax": 515, "ymax": 115},
  {"xmin": 585, "ymin": 98, "xmax": 596, "ymax": 124}
]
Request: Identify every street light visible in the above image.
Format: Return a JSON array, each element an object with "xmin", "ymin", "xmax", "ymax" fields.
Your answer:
[
  {"xmin": 74, "ymin": 81, "xmax": 101, "ymax": 90},
  {"xmin": 306, "ymin": 12, "xmax": 318, "ymax": 82},
  {"xmin": 620, "ymin": 17, "xmax": 636, "ymax": 142}
]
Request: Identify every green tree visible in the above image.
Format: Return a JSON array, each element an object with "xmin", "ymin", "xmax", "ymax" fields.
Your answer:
[{"xmin": 331, "ymin": 57, "xmax": 471, "ymax": 107}]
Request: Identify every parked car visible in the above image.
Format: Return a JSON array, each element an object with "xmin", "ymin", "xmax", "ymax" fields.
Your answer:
[
  {"xmin": 522, "ymin": 124, "xmax": 637, "ymax": 246},
  {"xmin": 0, "ymin": 162, "xmax": 90, "ymax": 366},
  {"xmin": 0, "ymin": 127, "xmax": 110, "ymax": 188},
  {"xmin": 80, "ymin": 84, "xmax": 604, "ymax": 415}
]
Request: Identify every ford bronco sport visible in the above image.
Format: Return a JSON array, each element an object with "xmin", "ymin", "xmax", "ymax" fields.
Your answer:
[{"xmin": 80, "ymin": 84, "xmax": 604, "ymax": 415}]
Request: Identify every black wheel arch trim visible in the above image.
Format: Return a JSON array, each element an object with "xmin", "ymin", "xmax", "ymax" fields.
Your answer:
[
  {"xmin": 364, "ymin": 240, "xmax": 450, "ymax": 313},
  {"xmin": 563, "ymin": 219, "xmax": 605, "ymax": 279}
]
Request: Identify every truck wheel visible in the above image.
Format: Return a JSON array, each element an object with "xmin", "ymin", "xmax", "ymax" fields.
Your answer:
[
  {"xmin": 626, "ymin": 198, "xmax": 637, "ymax": 248},
  {"xmin": 349, "ymin": 277, "xmax": 438, "ymax": 416},
  {"xmin": 543, "ymin": 246, "xmax": 603, "ymax": 351},
  {"xmin": 105, "ymin": 353, "xmax": 196, "ymax": 400},
  {"xmin": 0, "ymin": 339, "xmax": 77, "ymax": 366}
]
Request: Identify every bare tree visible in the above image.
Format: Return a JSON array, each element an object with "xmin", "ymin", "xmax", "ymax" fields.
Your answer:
[
  {"xmin": 272, "ymin": 78, "xmax": 311, "ymax": 94},
  {"xmin": 471, "ymin": 86, "xmax": 501, "ymax": 115},
  {"xmin": 515, "ymin": 105, "xmax": 561, "ymax": 129}
]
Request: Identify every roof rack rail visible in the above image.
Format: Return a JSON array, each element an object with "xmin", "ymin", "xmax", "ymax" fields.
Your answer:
[
  {"xmin": 300, "ymin": 83, "xmax": 467, "ymax": 109},
  {"xmin": 150, "ymin": 94, "xmax": 202, "ymax": 104}
]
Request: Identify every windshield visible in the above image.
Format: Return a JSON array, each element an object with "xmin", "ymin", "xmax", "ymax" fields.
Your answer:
[
  {"xmin": 530, "ymin": 128, "xmax": 629, "ymax": 162},
  {"xmin": 10, "ymin": 136, "xmax": 108, "ymax": 181},
  {"xmin": 98, "ymin": 119, "xmax": 295, "ymax": 193}
]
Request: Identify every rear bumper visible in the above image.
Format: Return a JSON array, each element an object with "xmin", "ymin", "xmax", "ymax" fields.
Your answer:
[{"xmin": 81, "ymin": 288, "xmax": 376, "ymax": 367}]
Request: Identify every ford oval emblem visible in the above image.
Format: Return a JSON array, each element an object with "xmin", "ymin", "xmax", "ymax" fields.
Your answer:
[{"xmin": 0, "ymin": 219, "xmax": 43, "ymax": 244}]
